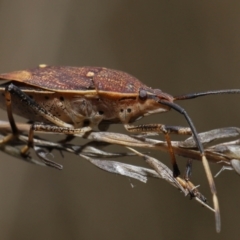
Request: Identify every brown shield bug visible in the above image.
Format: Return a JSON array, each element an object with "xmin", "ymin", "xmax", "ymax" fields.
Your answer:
[{"xmin": 0, "ymin": 65, "xmax": 239, "ymax": 232}]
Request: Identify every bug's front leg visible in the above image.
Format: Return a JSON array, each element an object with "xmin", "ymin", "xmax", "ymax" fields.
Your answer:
[{"xmin": 125, "ymin": 123, "xmax": 192, "ymax": 177}]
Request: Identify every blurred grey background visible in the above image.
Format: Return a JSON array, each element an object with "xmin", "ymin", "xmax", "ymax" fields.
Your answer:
[{"xmin": 0, "ymin": 1, "xmax": 240, "ymax": 239}]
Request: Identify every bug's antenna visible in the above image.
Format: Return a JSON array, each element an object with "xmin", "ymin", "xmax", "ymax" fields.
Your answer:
[
  {"xmin": 158, "ymin": 99, "xmax": 221, "ymax": 233},
  {"xmin": 174, "ymin": 89, "xmax": 240, "ymax": 100}
]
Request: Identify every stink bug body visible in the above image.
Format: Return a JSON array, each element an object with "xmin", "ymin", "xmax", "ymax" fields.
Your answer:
[
  {"xmin": 0, "ymin": 66, "xmax": 173, "ymax": 128},
  {"xmin": 1, "ymin": 65, "xmax": 240, "ymax": 232}
]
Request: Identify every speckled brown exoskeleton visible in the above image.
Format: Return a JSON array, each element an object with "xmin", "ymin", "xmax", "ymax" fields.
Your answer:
[{"xmin": 0, "ymin": 64, "xmax": 239, "ymax": 232}]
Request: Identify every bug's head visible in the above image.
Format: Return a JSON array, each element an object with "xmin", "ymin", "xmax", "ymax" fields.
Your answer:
[
  {"xmin": 116, "ymin": 88, "xmax": 174, "ymax": 124},
  {"xmin": 136, "ymin": 88, "xmax": 174, "ymax": 118}
]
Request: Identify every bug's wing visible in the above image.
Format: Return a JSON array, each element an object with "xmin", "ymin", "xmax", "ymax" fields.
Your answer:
[
  {"xmin": 0, "ymin": 66, "xmax": 96, "ymax": 92},
  {"xmin": 0, "ymin": 66, "xmax": 151, "ymax": 95}
]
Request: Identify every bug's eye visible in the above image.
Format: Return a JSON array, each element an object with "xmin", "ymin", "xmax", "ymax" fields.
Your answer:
[{"xmin": 139, "ymin": 89, "xmax": 147, "ymax": 100}]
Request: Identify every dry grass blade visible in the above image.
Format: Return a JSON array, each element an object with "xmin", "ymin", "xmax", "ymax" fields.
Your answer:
[
  {"xmin": 127, "ymin": 147, "xmax": 215, "ymax": 212},
  {"xmin": 1, "ymin": 120, "xmax": 240, "ymax": 229}
]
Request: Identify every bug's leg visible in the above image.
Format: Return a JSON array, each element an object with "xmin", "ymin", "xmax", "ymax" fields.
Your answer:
[
  {"xmin": 125, "ymin": 123, "xmax": 207, "ymax": 202},
  {"xmin": 21, "ymin": 117, "xmax": 103, "ymax": 156},
  {"xmin": 125, "ymin": 123, "xmax": 192, "ymax": 177},
  {"xmin": 21, "ymin": 124, "xmax": 35, "ymax": 155},
  {"xmin": 21, "ymin": 107, "xmax": 106, "ymax": 154},
  {"xmin": 2, "ymin": 84, "xmax": 95, "ymax": 155},
  {"xmin": 6, "ymin": 84, "xmax": 105, "ymax": 130},
  {"xmin": 185, "ymin": 159, "xmax": 193, "ymax": 181},
  {"xmin": 125, "ymin": 123, "xmax": 191, "ymax": 135},
  {"xmin": 6, "ymin": 83, "xmax": 74, "ymax": 128},
  {"xmin": 0, "ymin": 86, "xmax": 20, "ymax": 144},
  {"xmin": 164, "ymin": 130, "xmax": 180, "ymax": 177},
  {"xmin": 21, "ymin": 123, "xmax": 93, "ymax": 155}
]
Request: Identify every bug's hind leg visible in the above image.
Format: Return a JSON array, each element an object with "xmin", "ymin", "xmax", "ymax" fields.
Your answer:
[
  {"xmin": 0, "ymin": 83, "xmax": 81, "ymax": 154},
  {"xmin": 0, "ymin": 85, "xmax": 20, "ymax": 144}
]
